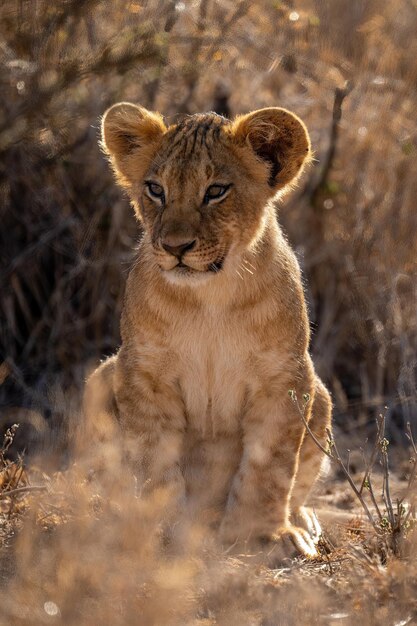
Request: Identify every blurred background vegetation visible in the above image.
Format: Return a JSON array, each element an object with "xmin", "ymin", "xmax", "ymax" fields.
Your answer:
[{"xmin": 0, "ymin": 0, "xmax": 416, "ymax": 448}]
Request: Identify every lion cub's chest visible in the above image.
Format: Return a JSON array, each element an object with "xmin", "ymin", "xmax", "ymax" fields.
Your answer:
[{"xmin": 174, "ymin": 317, "xmax": 253, "ymax": 436}]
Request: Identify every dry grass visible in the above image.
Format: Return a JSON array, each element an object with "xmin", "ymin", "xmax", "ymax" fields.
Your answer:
[
  {"xmin": 0, "ymin": 422, "xmax": 416, "ymax": 625},
  {"xmin": 1, "ymin": 1, "xmax": 417, "ymax": 624}
]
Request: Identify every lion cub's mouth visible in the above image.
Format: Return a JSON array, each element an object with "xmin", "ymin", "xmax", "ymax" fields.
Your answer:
[
  {"xmin": 160, "ymin": 256, "xmax": 225, "ymax": 281},
  {"xmin": 172, "ymin": 257, "xmax": 225, "ymax": 274}
]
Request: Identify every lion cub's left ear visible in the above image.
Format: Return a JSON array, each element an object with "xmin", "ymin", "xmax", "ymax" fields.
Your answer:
[
  {"xmin": 231, "ymin": 107, "xmax": 311, "ymax": 191},
  {"xmin": 101, "ymin": 102, "xmax": 167, "ymax": 189}
]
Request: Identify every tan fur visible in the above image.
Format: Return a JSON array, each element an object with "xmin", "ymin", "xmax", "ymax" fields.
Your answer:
[{"xmin": 83, "ymin": 103, "xmax": 332, "ymax": 559}]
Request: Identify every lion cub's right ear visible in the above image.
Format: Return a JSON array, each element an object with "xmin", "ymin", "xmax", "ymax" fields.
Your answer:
[
  {"xmin": 230, "ymin": 107, "xmax": 311, "ymax": 193},
  {"xmin": 101, "ymin": 102, "xmax": 166, "ymax": 189}
]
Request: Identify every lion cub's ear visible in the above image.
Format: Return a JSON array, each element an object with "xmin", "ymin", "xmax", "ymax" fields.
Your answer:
[
  {"xmin": 101, "ymin": 102, "xmax": 167, "ymax": 189},
  {"xmin": 231, "ymin": 107, "xmax": 311, "ymax": 192}
]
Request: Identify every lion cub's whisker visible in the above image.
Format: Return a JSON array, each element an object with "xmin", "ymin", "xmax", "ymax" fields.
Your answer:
[
  {"xmin": 235, "ymin": 268, "xmax": 245, "ymax": 280},
  {"xmin": 242, "ymin": 259, "xmax": 256, "ymax": 271},
  {"xmin": 240, "ymin": 263, "xmax": 254, "ymax": 275}
]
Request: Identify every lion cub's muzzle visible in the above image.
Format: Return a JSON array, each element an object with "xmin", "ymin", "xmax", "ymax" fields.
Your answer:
[
  {"xmin": 161, "ymin": 234, "xmax": 197, "ymax": 260},
  {"xmin": 154, "ymin": 231, "xmax": 226, "ymax": 275}
]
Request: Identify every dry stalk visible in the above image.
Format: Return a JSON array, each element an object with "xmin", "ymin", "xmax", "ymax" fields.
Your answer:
[
  {"xmin": 307, "ymin": 80, "xmax": 354, "ymax": 209},
  {"xmin": 289, "ymin": 390, "xmax": 417, "ymax": 558}
]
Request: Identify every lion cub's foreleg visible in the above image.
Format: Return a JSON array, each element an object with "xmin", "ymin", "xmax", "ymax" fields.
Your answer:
[
  {"xmin": 219, "ymin": 369, "xmax": 318, "ymax": 559},
  {"xmin": 82, "ymin": 354, "xmax": 186, "ymax": 503},
  {"xmin": 111, "ymin": 354, "xmax": 187, "ymax": 501}
]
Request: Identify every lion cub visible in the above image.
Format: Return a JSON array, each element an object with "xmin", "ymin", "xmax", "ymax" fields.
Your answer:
[{"xmin": 83, "ymin": 103, "xmax": 332, "ymax": 559}]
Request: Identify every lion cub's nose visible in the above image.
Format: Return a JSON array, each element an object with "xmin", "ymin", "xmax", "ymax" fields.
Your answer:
[{"xmin": 161, "ymin": 236, "xmax": 196, "ymax": 259}]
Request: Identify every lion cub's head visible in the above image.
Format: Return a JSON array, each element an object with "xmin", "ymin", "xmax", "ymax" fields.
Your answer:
[{"xmin": 101, "ymin": 103, "xmax": 310, "ymax": 285}]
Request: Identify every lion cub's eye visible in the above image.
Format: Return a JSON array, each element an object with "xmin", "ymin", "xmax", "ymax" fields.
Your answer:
[
  {"xmin": 204, "ymin": 184, "xmax": 231, "ymax": 204},
  {"xmin": 145, "ymin": 181, "xmax": 165, "ymax": 202}
]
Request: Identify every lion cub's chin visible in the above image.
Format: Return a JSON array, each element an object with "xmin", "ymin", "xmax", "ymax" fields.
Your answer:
[{"xmin": 161, "ymin": 265, "xmax": 218, "ymax": 286}]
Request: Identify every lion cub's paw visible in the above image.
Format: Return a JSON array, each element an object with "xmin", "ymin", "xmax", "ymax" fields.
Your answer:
[
  {"xmin": 219, "ymin": 523, "xmax": 318, "ymax": 565},
  {"xmin": 262, "ymin": 525, "xmax": 318, "ymax": 564},
  {"xmin": 291, "ymin": 506, "xmax": 322, "ymax": 544}
]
